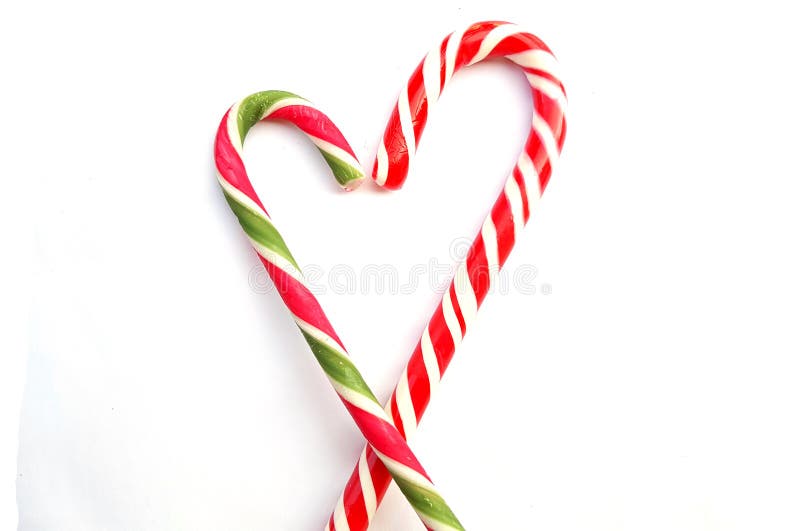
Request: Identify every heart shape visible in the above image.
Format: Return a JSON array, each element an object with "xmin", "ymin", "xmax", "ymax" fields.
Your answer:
[{"xmin": 214, "ymin": 21, "xmax": 566, "ymax": 531}]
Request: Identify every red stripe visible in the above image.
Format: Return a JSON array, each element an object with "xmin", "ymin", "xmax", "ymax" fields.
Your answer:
[
  {"xmin": 556, "ymin": 115, "xmax": 568, "ymax": 153},
  {"xmin": 491, "ymin": 192, "xmax": 516, "ymax": 267},
  {"xmin": 466, "ymin": 235, "xmax": 491, "ymax": 305},
  {"xmin": 456, "ymin": 22, "xmax": 495, "ymax": 69},
  {"xmin": 372, "ymin": 108, "xmax": 409, "ymax": 190},
  {"xmin": 405, "ymin": 347, "xmax": 431, "ymax": 421},
  {"xmin": 260, "ymin": 258, "xmax": 345, "ymax": 350},
  {"xmin": 534, "ymin": 90, "xmax": 565, "ymax": 148},
  {"xmin": 341, "ymin": 467, "xmax": 368, "ymax": 531},
  {"xmin": 489, "ymin": 32, "xmax": 552, "ymax": 58},
  {"xmin": 366, "ymin": 445, "xmax": 392, "ymax": 503},
  {"xmin": 406, "ymin": 62, "xmax": 428, "ymax": 142},
  {"xmin": 268, "ymin": 105, "xmax": 358, "ymax": 159},
  {"xmin": 428, "ymin": 305, "xmax": 456, "ymax": 373},
  {"xmin": 214, "ymin": 109, "xmax": 268, "ymax": 213},
  {"xmin": 390, "ymin": 394, "xmax": 406, "ymax": 439},
  {"xmin": 539, "ymin": 114, "xmax": 567, "ymax": 192},
  {"xmin": 438, "ymin": 37, "xmax": 448, "ymax": 91},
  {"xmin": 448, "ymin": 284, "xmax": 467, "ymax": 335}
]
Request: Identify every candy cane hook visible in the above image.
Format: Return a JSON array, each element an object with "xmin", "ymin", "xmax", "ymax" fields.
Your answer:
[{"xmin": 214, "ymin": 90, "xmax": 466, "ymax": 531}]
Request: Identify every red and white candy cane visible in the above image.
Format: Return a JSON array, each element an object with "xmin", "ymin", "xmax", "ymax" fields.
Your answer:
[
  {"xmin": 215, "ymin": 91, "xmax": 465, "ymax": 530},
  {"xmin": 326, "ymin": 21, "xmax": 567, "ymax": 530}
]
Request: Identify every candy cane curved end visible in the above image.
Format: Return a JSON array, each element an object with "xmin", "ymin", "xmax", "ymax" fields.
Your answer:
[
  {"xmin": 371, "ymin": 21, "xmax": 567, "ymax": 191},
  {"xmin": 215, "ymin": 90, "xmax": 365, "ymax": 198}
]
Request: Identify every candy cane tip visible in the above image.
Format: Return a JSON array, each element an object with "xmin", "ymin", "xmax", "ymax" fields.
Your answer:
[
  {"xmin": 376, "ymin": 180, "xmax": 404, "ymax": 191},
  {"xmin": 372, "ymin": 139, "xmax": 407, "ymax": 190},
  {"xmin": 342, "ymin": 176, "xmax": 365, "ymax": 192},
  {"xmin": 370, "ymin": 164, "xmax": 404, "ymax": 191}
]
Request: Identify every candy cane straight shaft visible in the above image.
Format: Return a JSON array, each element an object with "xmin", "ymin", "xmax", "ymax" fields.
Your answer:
[
  {"xmin": 326, "ymin": 21, "xmax": 567, "ymax": 531},
  {"xmin": 214, "ymin": 91, "xmax": 466, "ymax": 530}
]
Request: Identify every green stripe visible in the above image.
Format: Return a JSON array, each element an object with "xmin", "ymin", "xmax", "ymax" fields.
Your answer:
[
  {"xmin": 299, "ymin": 329, "xmax": 379, "ymax": 404},
  {"xmin": 319, "ymin": 149, "xmax": 364, "ymax": 187},
  {"xmin": 393, "ymin": 475, "xmax": 465, "ymax": 530},
  {"xmin": 237, "ymin": 90, "xmax": 302, "ymax": 140},
  {"xmin": 222, "ymin": 189, "xmax": 301, "ymax": 271}
]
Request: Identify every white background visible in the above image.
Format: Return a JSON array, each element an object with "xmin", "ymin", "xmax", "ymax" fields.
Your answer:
[{"xmin": 4, "ymin": 0, "xmax": 800, "ymax": 529}]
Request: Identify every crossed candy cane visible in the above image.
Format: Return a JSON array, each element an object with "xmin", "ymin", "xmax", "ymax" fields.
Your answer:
[{"xmin": 214, "ymin": 21, "xmax": 566, "ymax": 530}]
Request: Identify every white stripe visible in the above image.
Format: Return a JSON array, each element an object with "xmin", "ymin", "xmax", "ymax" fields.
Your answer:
[
  {"xmin": 383, "ymin": 398, "xmax": 393, "ymax": 416},
  {"xmin": 517, "ymin": 151, "xmax": 539, "ymax": 196},
  {"xmin": 370, "ymin": 449, "xmax": 437, "ymax": 492},
  {"xmin": 516, "ymin": 152, "xmax": 542, "ymax": 218},
  {"xmin": 481, "ymin": 217, "xmax": 499, "ymax": 287},
  {"xmin": 307, "ymin": 134, "xmax": 363, "ymax": 175},
  {"xmin": 358, "ymin": 450, "xmax": 377, "ymax": 519},
  {"xmin": 294, "ymin": 318, "xmax": 346, "ymax": 355},
  {"xmin": 217, "ymin": 173, "xmax": 269, "ymax": 219},
  {"xmin": 444, "ymin": 28, "xmax": 465, "ymax": 84},
  {"xmin": 441, "ymin": 290, "xmax": 462, "ymax": 349},
  {"xmin": 227, "ymin": 102, "xmax": 244, "ymax": 156},
  {"xmin": 420, "ymin": 326, "xmax": 440, "ymax": 395},
  {"xmin": 227, "ymin": 97, "xmax": 312, "ymax": 156},
  {"xmin": 506, "ymin": 49, "xmax": 561, "ymax": 80},
  {"xmin": 394, "ymin": 370, "xmax": 418, "ymax": 439},
  {"xmin": 374, "ymin": 141, "xmax": 389, "ymax": 186},
  {"xmin": 452, "ymin": 262, "xmax": 478, "ymax": 328},
  {"xmin": 397, "ymin": 86, "xmax": 416, "ymax": 159},
  {"xmin": 335, "ymin": 378, "xmax": 390, "ymax": 421},
  {"xmin": 525, "ymin": 73, "xmax": 568, "ymax": 111},
  {"xmin": 262, "ymin": 96, "xmax": 312, "ymax": 117},
  {"xmin": 333, "ymin": 494, "xmax": 350, "ymax": 531},
  {"xmin": 469, "ymin": 23, "xmax": 522, "ymax": 65},
  {"xmin": 532, "ymin": 111, "xmax": 561, "ymax": 177},
  {"xmin": 251, "ymin": 240, "xmax": 305, "ymax": 285},
  {"xmin": 504, "ymin": 175, "xmax": 525, "ymax": 242},
  {"xmin": 422, "ymin": 46, "xmax": 442, "ymax": 104}
]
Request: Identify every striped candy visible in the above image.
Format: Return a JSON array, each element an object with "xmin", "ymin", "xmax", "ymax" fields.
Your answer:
[
  {"xmin": 214, "ymin": 90, "xmax": 466, "ymax": 531},
  {"xmin": 327, "ymin": 21, "xmax": 567, "ymax": 530}
]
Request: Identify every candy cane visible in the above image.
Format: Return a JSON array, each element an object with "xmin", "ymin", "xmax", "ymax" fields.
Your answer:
[
  {"xmin": 214, "ymin": 90, "xmax": 466, "ymax": 531},
  {"xmin": 327, "ymin": 21, "xmax": 567, "ymax": 530}
]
